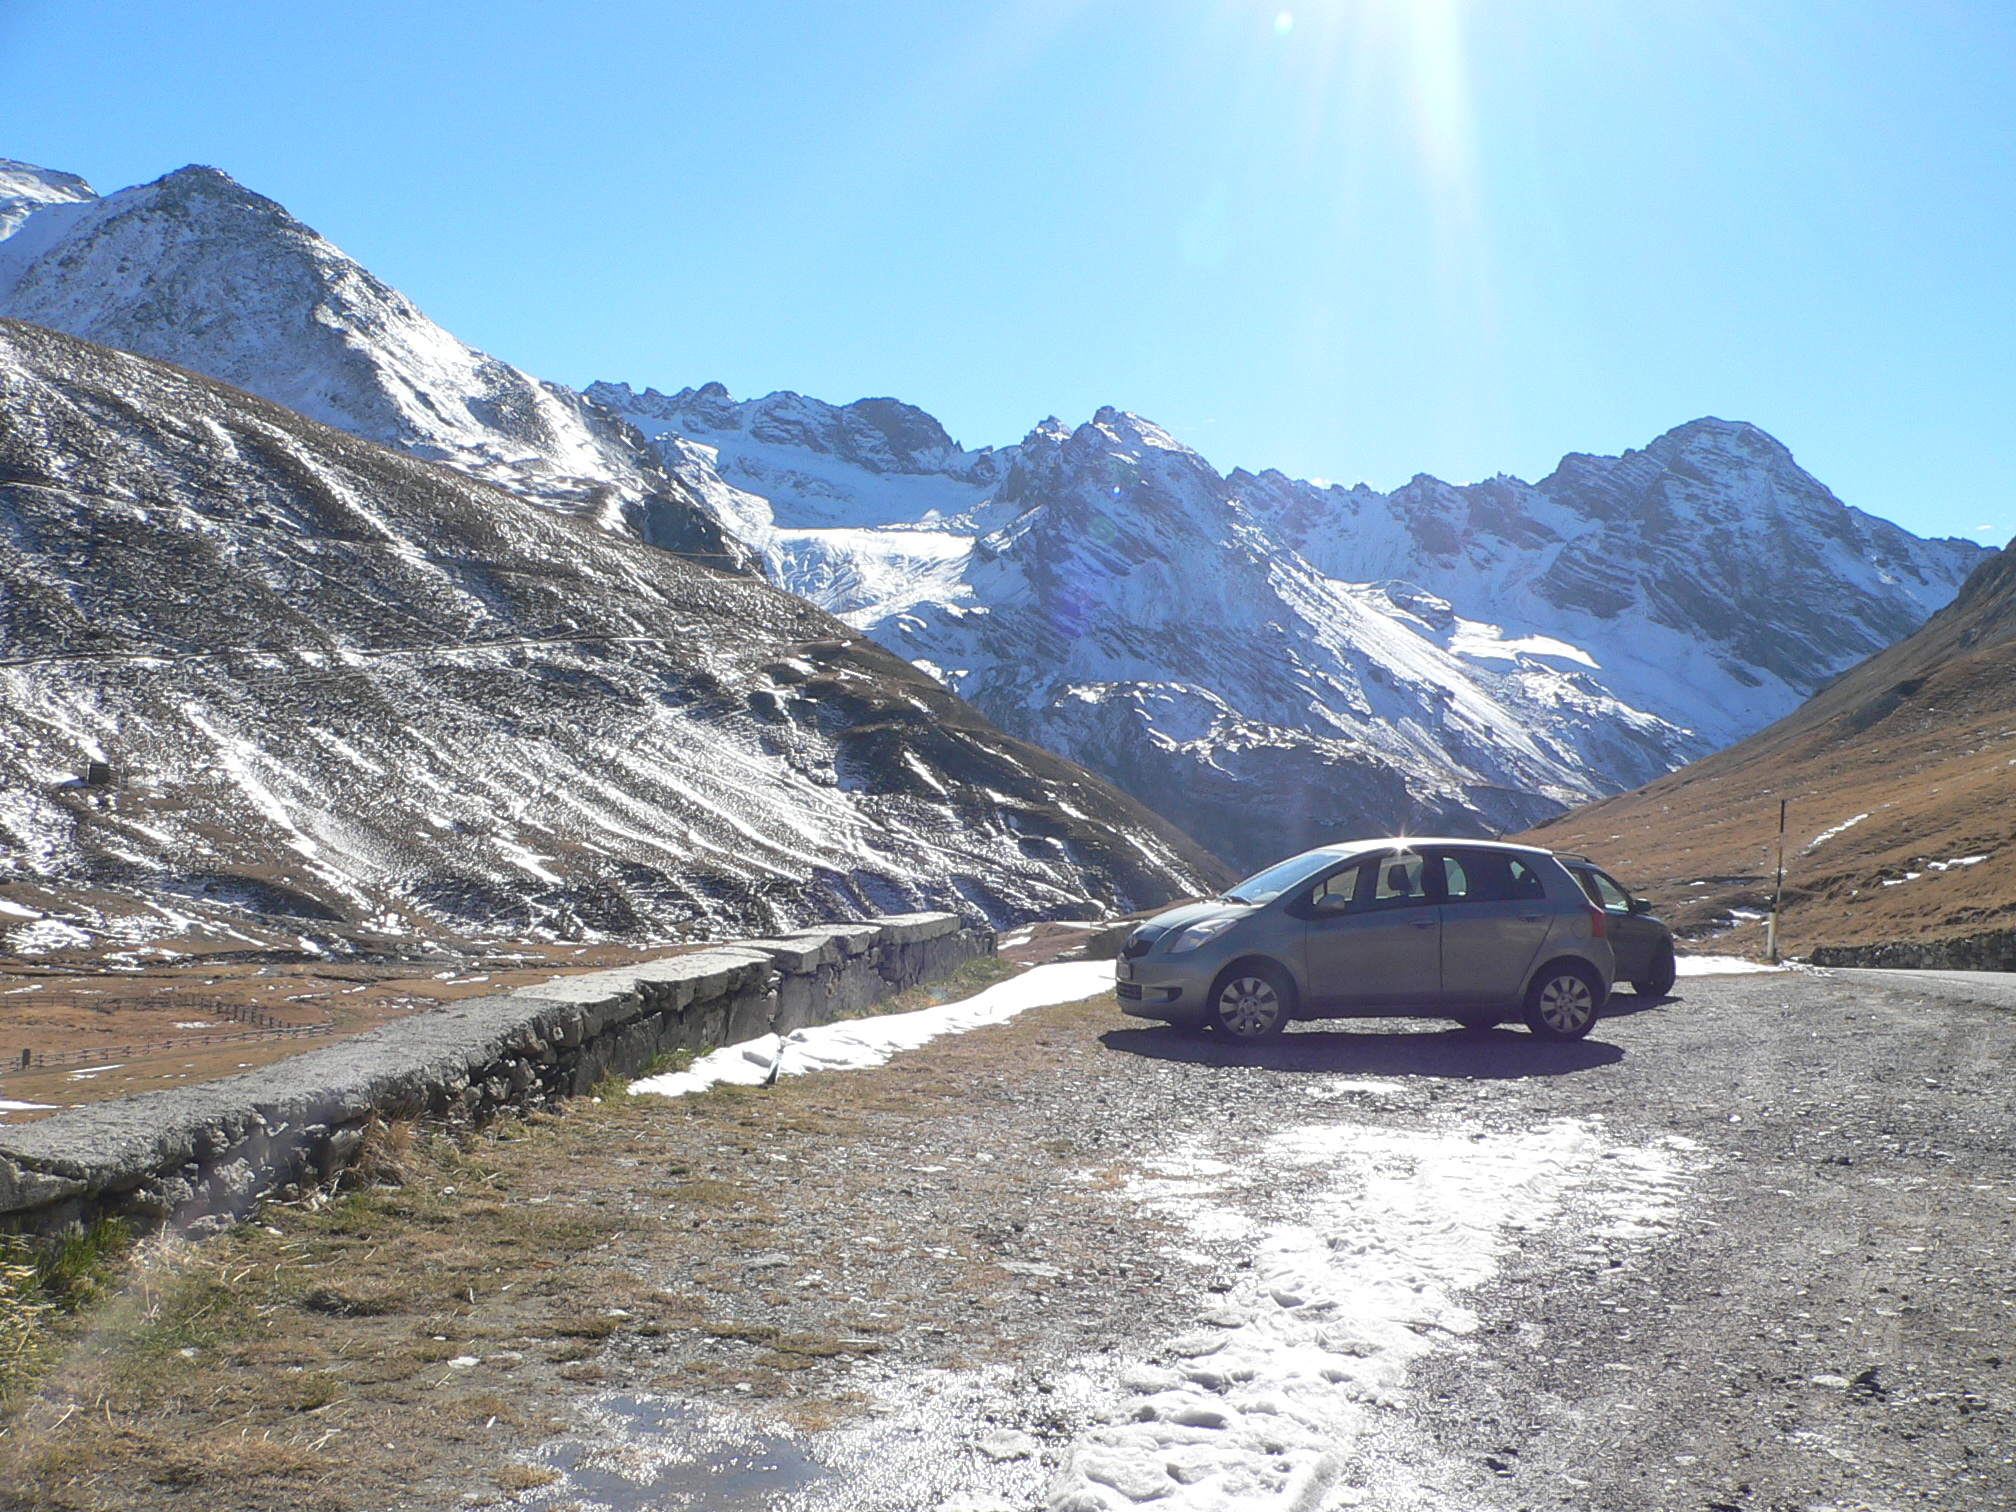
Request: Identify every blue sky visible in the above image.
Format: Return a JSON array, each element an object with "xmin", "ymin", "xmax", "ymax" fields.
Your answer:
[{"xmin": 2, "ymin": 1, "xmax": 2012, "ymax": 542}]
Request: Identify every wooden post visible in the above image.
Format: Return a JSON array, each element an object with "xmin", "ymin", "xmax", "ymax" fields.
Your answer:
[{"xmin": 1768, "ymin": 799, "xmax": 1787, "ymax": 964}]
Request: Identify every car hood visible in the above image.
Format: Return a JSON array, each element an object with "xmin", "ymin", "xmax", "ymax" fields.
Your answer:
[{"xmin": 1129, "ymin": 900, "xmax": 1252, "ymax": 943}]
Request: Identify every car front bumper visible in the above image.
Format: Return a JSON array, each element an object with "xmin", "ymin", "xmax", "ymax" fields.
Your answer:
[{"xmin": 1114, "ymin": 953, "xmax": 1213, "ymax": 1025}]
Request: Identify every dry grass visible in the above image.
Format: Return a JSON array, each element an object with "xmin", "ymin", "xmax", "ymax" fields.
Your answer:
[
  {"xmin": 0, "ymin": 983, "xmax": 1132, "ymax": 1509},
  {"xmin": 343, "ymin": 1115, "xmax": 416, "ymax": 1189},
  {"xmin": 1525, "ymin": 553, "xmax": 2016, "ymax": 959},
  {"xmin": 494, "ymin": 1462, "xmax": 561, "ymax": 1492}
]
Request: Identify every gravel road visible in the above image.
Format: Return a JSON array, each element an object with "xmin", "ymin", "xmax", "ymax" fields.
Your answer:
[
  {"xmin": 19, "ymin": 962, "xmax": 2008, "ymax": 1512},
  {"xmin": 542, "ymin": 964, "xmax": 2016, "ymax": 1512}
]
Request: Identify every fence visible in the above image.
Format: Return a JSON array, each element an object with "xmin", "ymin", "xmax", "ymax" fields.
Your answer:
[
  {"xmin": 0, "ymin": 990, "xmax": 411, "ymax": 1072},
  {"xmin": 16, "ymin": 1021, "xmax": 343, "ymax": 1070}
]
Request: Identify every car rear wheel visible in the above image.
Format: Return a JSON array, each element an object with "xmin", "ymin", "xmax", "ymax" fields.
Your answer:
[
  {"xmin": 1633, "ymin": 943, "xmax": 1677, "ymax": 998},
  {"xmin": 1524, "ymin": 963, "xmax": 1603, "ymax": 1041},
  {"xmin": 1209, "ymin": 965, "xmax": 1292, "ymax": 1041}
]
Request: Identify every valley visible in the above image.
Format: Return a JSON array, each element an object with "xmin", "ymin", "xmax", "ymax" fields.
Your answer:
[
  {"xmin": 3, "ymin": 19, "xmax": 2014, "ymax": 1512},
  {"xmin": 1526, "ymin": 541, "xmax": 2016, "ymax": 966}
]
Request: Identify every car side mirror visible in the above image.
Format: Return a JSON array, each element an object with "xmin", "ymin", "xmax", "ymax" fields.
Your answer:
[
  {"xmin": 1311, "ymin": 893, "xmax": 1351, "ymax": 915},
  {"xmin": 1628, "ymin": 898, "xmax": 1652, "ymax": 915}
]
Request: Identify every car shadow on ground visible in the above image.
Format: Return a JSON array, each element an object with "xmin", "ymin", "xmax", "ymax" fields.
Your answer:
[
  {"xmin": 1099, "ymin": 1023, "xmax": 1624, "ymax": 1079},
  {"xmin": 1602, "ymin": 989, "xmax": 1675, "ymax": 1020}
]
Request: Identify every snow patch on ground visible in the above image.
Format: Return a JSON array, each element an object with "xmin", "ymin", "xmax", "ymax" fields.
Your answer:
[
  {"xmin": 5, "ymin": 917, "xmax": 93, "ymax": 953},
  {"xmin": 1303, "ymin": 1079, "xmax": 1408, "ymax": 1100},
  {"xmin": 1037, "ymin": 1121, "xmax": 1695, "ymax": 1510},
  {"xmin": 540, "ymin": 1088, "xmax": 1701, "ymax": 1512},
  {"xmin": 1675, "ymin": 955, "xmax": 1788, "ymax": 976},
  {"xmin": 629, "ymin": 961, "xmax": 1115, "ymax": 1099}
]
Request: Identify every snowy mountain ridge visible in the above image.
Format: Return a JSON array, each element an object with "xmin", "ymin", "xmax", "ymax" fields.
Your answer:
[
  {"xmin": 0, "ymin": 156, "xmax": 1988, "ymax": 872},
  {"xmin": 0, "ymin": 160, "xmax": 751, "ymax": 571},
  {"xmin": 585, "ymin": 380, "xmax": 1011, "ymax": 535},
  {"xmin": 592, "ymin": 387, "xmax": 1987, "ymax": 869},
  {"xmin": 1234, "ymin": 416, "xmax": 1981, "ymax": 751}
]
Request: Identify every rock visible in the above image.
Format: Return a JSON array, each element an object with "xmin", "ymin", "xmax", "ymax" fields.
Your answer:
[
  {"xmin": 0, "ymin": 1156, "xmax": 86, "ymax": 1214},
  {"xmin": 975, "ymin": 1428, "xmax": 1038, "ymax": 1462}
]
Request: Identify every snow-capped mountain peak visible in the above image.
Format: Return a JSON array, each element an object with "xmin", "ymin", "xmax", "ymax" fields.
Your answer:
[
  {"xmin": 611, "ymin": 390, "xmax": 1986, "ymax": 868},
  {"xmin": 0, "ymin": 159, "xmax": 752, "ymax": 570},
  {"xmin": 589, "ymin": 379, "xmax": 1007, "ymax": 532},
  {"xmin": 0, "ymin": 158, "xmax": 95, "ymax": 242}
]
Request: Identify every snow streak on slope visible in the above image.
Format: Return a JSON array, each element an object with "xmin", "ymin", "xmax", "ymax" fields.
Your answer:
[
  {"xmin": 0, "ymin": 320, "xmax": 1226, "ymax": 954},
  {"xmin": 0, "ymin": 162, "xmax": 750, "ymax": 571}
]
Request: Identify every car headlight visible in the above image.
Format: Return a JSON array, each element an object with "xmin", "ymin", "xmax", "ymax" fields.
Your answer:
[{"xmin": 1168, "ymin": 916, "xmax": 1240, "ymax": 953}]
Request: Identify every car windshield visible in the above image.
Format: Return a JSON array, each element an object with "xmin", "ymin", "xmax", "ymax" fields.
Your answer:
[{"xmin": 1223, "ymin": 850, "xmax": 1351, "ymax": 905}]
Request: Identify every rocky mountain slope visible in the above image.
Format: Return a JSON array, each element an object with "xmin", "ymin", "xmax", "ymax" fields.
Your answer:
[
  {"xmin": 0, "ymin": 157, "xmax": 1987, "ymax": 875},
  {"xmin": 1238, "ymin": 418, "xmax": 1981, "ymax": 753},
  {"xmin": 1525, "ymin": 533, "xmax": 2016, "ymax": 960},
  {"xmin": 0, "ymin": 319, "xmax": 1227, "ymax": 958},
  {"xmin": 0, "ymin": 159, "xmax": 749, "ymax": 570},
  {"xmin": 595, "ymin": 382, "xmax": 1985, "ymax": 870}
]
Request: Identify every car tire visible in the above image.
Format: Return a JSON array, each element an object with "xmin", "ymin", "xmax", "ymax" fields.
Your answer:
[
  {"xmin": 1208, "ymin": 964, "xmax": 1292, "ymax": 1041},
  {"xmin": 1453, "ymin": 1014, "xmax": 1499, "ymax": 1032},
  {"xmin": 1523, "ymin": 962, "xmax": 1604, "ymax": 1041},
  {"xmin": 1633, "ymin": 943, "xmax": 1677, "ymax": 998}
]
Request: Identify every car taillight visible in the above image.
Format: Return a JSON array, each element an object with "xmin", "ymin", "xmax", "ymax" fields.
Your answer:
[{"xmin": 1585, "ymin": 903, "xmax": 1607, "ymax": 939}]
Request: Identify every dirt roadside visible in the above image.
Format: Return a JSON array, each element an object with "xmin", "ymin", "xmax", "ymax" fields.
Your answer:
[
  {"xmin": 0, "ymin": 966, "xmax": 2011, "ymax": 1510},
  {"xmin": 0, "ymin": 942, "xmax": 707, "ymax": 1121}
]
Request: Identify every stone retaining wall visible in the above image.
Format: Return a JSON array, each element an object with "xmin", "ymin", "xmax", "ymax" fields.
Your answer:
[
  {"xmin": 0, "ymin": 912, "xmax": 991, "ymax": 1237},
  {"xmin": 1809, "ymin": 929, "xmax": 2016, "ymax": 973}
]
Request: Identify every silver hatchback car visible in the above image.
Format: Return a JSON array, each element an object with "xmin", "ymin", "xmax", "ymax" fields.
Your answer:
[{"xmin": 1116, "ymin": 839, "xmax": 1615, "ymax": 1041}]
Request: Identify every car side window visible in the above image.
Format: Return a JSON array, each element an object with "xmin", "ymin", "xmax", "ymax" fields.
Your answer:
[
  {"xmin": 1508, "ymin": 858, "xmax": 1548, "ymax": 902},
  {"xmin": 1586, "ymin": 869, "xmax": 1631, "ymax": 914},
  {"xmin": 1363, "ymin": 853, "xmax": 1430, "ymax": 909},
  {"xmin": 1307, "ymin": 865, "xmax": 1361, "ymax": 911},
  {"xmin": 1439, "ymin": 850, "xmax": 1515, "ymax": 904}
]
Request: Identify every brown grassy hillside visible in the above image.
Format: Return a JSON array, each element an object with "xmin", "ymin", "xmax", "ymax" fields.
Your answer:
[{"xmin": 1523, "ymin": 542, "xmax": 2015, "ymax": 961}]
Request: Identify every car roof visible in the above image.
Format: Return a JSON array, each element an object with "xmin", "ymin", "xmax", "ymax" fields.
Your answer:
[{"xmin": 1306, "ymin": 836, "xmax": 1559, "ymax": 858}]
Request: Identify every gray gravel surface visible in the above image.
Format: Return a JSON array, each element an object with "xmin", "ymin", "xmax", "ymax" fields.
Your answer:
[
  {"xmin": 1392, "ymin": 968, "xmax": 2016, "ymax": 1512},
  {"xmin": 529, "ymin": 965, "xmax": 2014, "ymax": 1512}
]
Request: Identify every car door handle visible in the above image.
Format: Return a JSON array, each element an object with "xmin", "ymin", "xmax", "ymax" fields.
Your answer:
[
  {"xmin": 1518, "ymin": 912, "xmax": 1545, "ymax": 922},
  {"xmin": 1411, "ymin": 917, "xmax": 1437, "ymax": 929}
]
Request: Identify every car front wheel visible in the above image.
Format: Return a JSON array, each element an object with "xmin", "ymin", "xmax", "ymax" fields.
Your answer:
[
  {"xmin": 1209, "ymin": 965, "xmax": 1292, "ymax": 1041},
  {"xmin": 1524, "ymin": 963, "xmax": 1603, "ymax": 1041}
]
